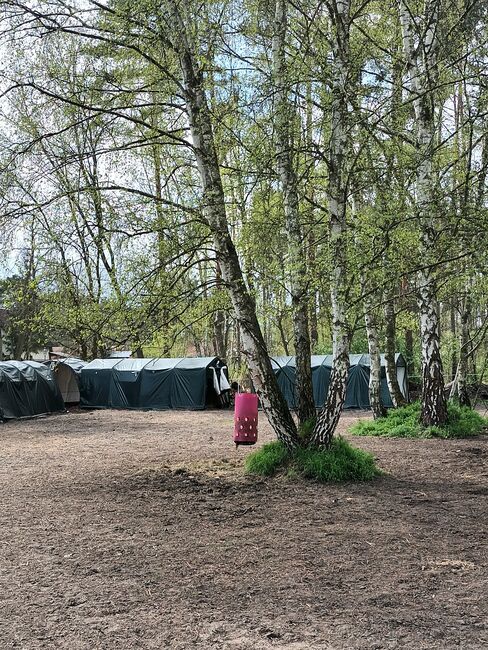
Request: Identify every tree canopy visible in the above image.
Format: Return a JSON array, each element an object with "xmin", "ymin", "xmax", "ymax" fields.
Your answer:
[{"xmin": 1, "ymin": 0, "xmax": 487, "ymax": 444}]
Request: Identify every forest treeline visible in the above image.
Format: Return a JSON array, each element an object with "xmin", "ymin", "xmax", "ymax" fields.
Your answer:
[{"xmin": 0, "ymin": 1, "xmax": 487, "ymax": 447}]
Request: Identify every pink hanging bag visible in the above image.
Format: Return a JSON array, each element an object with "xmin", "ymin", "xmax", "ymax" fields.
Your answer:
[{"xmin": 234, "ymin": 392, "xmax": 258, "ymax": 447}]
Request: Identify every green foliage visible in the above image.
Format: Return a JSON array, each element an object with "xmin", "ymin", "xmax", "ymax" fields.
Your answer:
[
  {"xmin": 244, "ymin": 440, "xmax": 290, "ymax": 476},
  {"xmin": 0, "ymin": 274, "xmax": 48, "ymax": 358},
  {"xmin": 298, "ymin": 416, "xmax": 316, "ymax": 444},
  {"xmin": 350, "ymin": 401, "xmax": 488, "ymax": 439},
  {"xmin": 245, "ymin": 437, "xmax": 381, "ymax": 482},
  {"xmin": 3, "ymin": 0, "xmax": 488, "ymax": 381}
]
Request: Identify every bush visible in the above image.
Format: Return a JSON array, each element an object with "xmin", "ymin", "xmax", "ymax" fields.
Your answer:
[
  {"xmin": 350, "ymin": 401, "xmax": 488, "ymax": 439},
  {"xmin": 245, "ymin": 437, "xmax": 381, "ymax": 482}
]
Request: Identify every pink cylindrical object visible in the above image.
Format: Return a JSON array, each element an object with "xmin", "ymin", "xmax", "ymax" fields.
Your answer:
[{"xmin": 234, "ymin": 393, "xmax": 258, "ymax": 446}]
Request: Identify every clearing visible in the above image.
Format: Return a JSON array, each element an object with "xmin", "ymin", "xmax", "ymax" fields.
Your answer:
[{"xmin": 0, "ymin": 409, "xmax": 487, "ymax": 649}]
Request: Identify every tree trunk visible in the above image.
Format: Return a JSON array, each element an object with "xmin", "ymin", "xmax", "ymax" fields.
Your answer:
[
  {"xmin": 367, "ymin": 319, "xmax": 386, "ymax": 420},
  {"xmin": 306, "ymin": 81, "xmax": 319, "ymax": 352},
  {"xmin": 418, "ymin": 274, "xmax": 446, "ymax": 424},
  {"xmin": 362, "ymin": 281, "xmax": 385, "ymax": 419},
  {"xmin": 272, "ymin": 0, "xmax": 315, "ymax": 425},
  {"xmin": 405, "ymin": 328, "xmax": 414, "ymax": 378},
  {"xmin": 450, "ymin": 301, "xmax": 457, "ymax": 381},
  {"xmin": 276, "ymin": 313, "xmax": 290, "ymax": 356},
  {"xmin": 152, "ymin": 135, "xmax": 166, "ymax": 268},
  {"xmin": 312, "ymin": 0, "xmax": 351, "ymax": 448},
  {"xmin": 362, "ymin": 283, "xmax": 385, "ymax": 418},
  {"xmin": 212, "ymin": 262, "xmax": 227, "ymax": 359},
  {"xmin": 167, "ymin": 1, "xmax": 299, "ymax": 449},
  {"xmin": 91, "ymin": 337, "xmax": 99, "ymax": 360},
  {"xmin": 399, "ymin": 0, "xmax": 447, "ymax": 426},
  {"xmin": 353, "ymin": 193, "xmax": 386, "ymax": 419},
  {"xmin": 309, "ymin": 283, "xmax": 319, "ymax": 351},
  {"xmin": 384, "ymin": 294, "xmax": 407, "ymax": 407},
  {"xmin": 13, "ymin": 334, "xmax": 23, "ymax": 360},
  {"xmin": 213, "ymin": 310, "xmax": 226, "ymax": 359},
  {"xmin": 457, "ymin": 296, "xmax": 471, "ymax": 407}
]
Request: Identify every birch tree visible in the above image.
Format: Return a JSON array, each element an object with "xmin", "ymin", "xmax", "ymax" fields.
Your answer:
[
  {"xmin": 159, "ymin": 1, "xmax": 301, "ymax": 448},
  {"xmin": 352, "ymin": 195, "xmax": 386, "ymax": 419},
  {"xmin": 312, "ymin": 0, "xmax": 351, "ymax": 447},
  {"xmin": 272, "ymin": 0, "xmax": 315, "ymax": 425},
  {"xmin": 399, "ymin": 0, "xmax": 447, "ymax": 426}
]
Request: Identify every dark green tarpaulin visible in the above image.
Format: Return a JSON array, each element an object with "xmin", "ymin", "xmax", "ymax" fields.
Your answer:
[
  {"xmin": 271, "ymin": 353, "xmax": 408, "ymax": 410},
  {"xmin": 80, "ymin": 357, "xmax": 228, "ymax": 410},
  {"xmin": 0, "ymin": 360, "xmax": 65, "ymax": 421},
  {"xmin": 139, "ymin": 358, "xmax": 179, "ymax": 409},
  {"xmin": 79, "ymin": 359, "xmax": 121, "ymax": 408}
]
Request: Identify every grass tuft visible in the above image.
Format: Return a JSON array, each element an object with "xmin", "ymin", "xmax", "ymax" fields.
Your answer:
[
  {"xmin": 350, "ymin": 401, "xmax": 488, "ymax": 439},
  {"xmin": 244, "ymin": 440, "xmax": 289, "ymax": 476},
  {"xmin": 298, "ymin": 416, "xmax": 316, "ymax": 444},
  {"xmin": 245, "ymin": 437, "xmax": 381, "ymax": 482}
]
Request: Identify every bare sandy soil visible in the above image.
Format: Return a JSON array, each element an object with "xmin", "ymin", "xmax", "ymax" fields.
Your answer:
[{"xmin": 0, "ymin": 408, "xmax": 487, "ymax": 649}]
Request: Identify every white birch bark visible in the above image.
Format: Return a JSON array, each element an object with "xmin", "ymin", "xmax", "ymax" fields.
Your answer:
[
  {"xmin": 352, "ymin": 195, "xmax": 386, "ymax": 418},
  {"xmin": 272, "ymin": 0, "xmax": 315, "ymax": 425},
  {"xmin": 312, "ymin": 0, "xmax": 351, "ymax": 448},
  {"xmin": 399, "ymin": 0, "xmax": 447, "ymax": 426},
  {"xmin": 457, "ymin": 294, "xmax": 471, "ymax": 407},
  {"xmin": 365, "ymin": 306, "xmax": 386, "ymax": 419},
  {"xmin": 164, "ymin": 1, "xmax": 299, "ymax": 449},
  {"xmin": 384, "ymin": 294, "xmax": 407, "ymax": 407}
]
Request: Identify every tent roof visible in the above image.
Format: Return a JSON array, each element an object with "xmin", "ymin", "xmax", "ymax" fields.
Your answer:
[
  {"xmin": 83, "ymin": 357, "xmax": 221, "ymax": 372},
  {"xmin": 56, "ymin": 357, "xmax": 87, "ymax": 373},
  {"xmin": 311, "ymin": 355, "xmax": 334, "ymax": 368},
  {"xmin": 142, "ymin": 358, "xmax": 185, "ymax": 371},
  {"xmin": 272, "ymin": 353, "xmax": 405, "ymax": 369},
  {"xmin": 113, "ymin": 358, "xmax": 152, "ymax": 372},
  {"xmin": 0, "ymin": 360, "xmax": 53, "ymax": 381},
  {"xmin": 84, "ymin": 359, "xmax": 124, "ymax": 370},
  {"xmin": 175, "ymin": 357, "xmax": 219, "ymax": 369},
  {"xmin": 270, "ymin": 356, "xmax": 295, "ymax": 370}
]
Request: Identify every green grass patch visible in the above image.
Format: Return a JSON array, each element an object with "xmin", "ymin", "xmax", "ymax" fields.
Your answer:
[
  {"xmin": 245, "ymin": 436, "xmax": 381, "ymax": 482},
  {"xmin": 298, "ymin": 416, "xmax": 316, "ymax": 445},
  {"xmin": 350, "ymin": 401, "xmax": 488, "ymax": 439},
  {"xmin": 244, "ymin": 439, "xmax": 289, "ymax": 476}
]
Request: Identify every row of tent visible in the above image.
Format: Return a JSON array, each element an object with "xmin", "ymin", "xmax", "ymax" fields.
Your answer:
[
  {"xmin": 0, "ymin": 357, "xmax": 231, "ymax": 421},
  {"xmin": 0, "ymin": 354, "xmax": 408, "ymax": 421},
  {"xmin": 272, "ymin": 354, "xmax": 408, "ymax": 410},
  {"xmin": 78, "ymin": 357, "xmax": 231, "ymax": 410}
]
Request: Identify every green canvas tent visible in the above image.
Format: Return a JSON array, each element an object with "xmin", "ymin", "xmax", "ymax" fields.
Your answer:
[
  {"xmin": 271, "ymin": 353, "xmax": 408, "ymax": 410},
  {"xmin": 80, "ymin": 357, "xmax": 230, "ymax": 410},
  {"xmin": 0, "ymin": 360, "xmax": 65, "ymax": 421}
]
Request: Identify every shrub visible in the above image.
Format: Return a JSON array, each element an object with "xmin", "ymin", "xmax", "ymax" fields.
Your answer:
[
  {"xmin": 245, "ymin": 437, "xmax": 381, "ymax": 482},
  {"xmin": 350, "ymin": 401, "xmax": 488, "ymax": 439}
]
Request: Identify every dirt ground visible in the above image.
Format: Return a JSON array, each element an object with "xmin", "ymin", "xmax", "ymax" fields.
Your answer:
[{"xmin": 0, "ymin": 408, "xmax": 487, "ymax": 650}]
